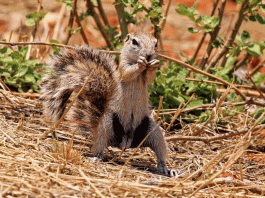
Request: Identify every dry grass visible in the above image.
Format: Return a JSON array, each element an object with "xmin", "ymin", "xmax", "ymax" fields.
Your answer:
[{"xmin": 0, "ymin": 90, "xmax": 265, "ymax": 198}]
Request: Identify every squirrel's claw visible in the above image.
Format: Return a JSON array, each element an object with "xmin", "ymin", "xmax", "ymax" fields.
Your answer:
[
  {"xmin": 137, "ymin": 56, "xmax": 148, "ymax": 69},
  {"xmin": 149, "ymin": 59, "xmax": 159, "ymax": 67},
  {"xmin": 158, "ymin": 162, "xmax": 179, "ymax": 177}
]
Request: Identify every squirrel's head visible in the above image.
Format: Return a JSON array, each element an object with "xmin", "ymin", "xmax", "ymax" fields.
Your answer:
[{"xmin": 121, "ymin": 32, "xmax": 158, "ymax": 62}]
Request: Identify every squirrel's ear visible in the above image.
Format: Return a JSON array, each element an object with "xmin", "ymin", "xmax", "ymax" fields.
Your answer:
[{"xmin": 124, "ymin": 34, "xmax": 131, "ymax": 43}]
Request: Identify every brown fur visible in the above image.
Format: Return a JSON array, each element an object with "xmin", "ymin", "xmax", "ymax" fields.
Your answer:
[{"xmin": 40, "ymin": 33, "xmax": 176, "ymax": 176}]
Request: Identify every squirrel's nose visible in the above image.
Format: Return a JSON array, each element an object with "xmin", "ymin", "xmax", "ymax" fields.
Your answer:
[{"xmin": 146, "ymin": 55, "xmax": 152, "ymax": 62}]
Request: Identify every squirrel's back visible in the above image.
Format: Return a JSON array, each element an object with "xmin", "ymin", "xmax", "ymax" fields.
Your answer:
[{"xmin": 40, "ymin": 46, "xmax": 117, "ymax": 135}]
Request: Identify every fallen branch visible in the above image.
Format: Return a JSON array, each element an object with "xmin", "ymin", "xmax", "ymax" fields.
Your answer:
[{"xmin": 165, "ymin": 125, "xmax": 264, "ymax": 143}]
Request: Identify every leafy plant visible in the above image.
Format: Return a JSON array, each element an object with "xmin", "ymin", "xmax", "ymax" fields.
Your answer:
[
  {"xmin": 149, "ymin": 62, "xmax": 216, "ymax": 111},
  {"xmin": 26, "ymin": 11, "xmax": 47, "ymax": 26},
  {"xmin": 0, "ymin": 46, "xmax": 46, "ymax": 92}
]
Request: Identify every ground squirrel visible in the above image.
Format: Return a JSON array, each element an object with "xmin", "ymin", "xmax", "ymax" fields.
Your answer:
[{"xmin": 40, "ymin": 31, "xmax": 176, "ymax": 176}]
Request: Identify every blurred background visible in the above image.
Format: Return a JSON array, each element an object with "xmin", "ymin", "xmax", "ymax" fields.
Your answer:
[{"xmin": 0, "ymin": 0, "xmax": 265, "ymax": 73}]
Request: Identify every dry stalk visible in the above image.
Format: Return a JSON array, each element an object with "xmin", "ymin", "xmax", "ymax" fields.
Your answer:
[
  {"xmin": 41, "ymin": 71, "xmax": 94, "ymax": 138},
  {"xmin": 166, "ymin": 100, "xmax": 184, "ymax": 131},
  {"xmin": 246, "ymin": 72, "xmax": 265, "ymax": 100},
  {"xmin": 190, "ymin": 0, "xmax": 221, "ymax": 61},
  {"xmin": 249, "ymin": 60, "xmax": 264, "ymax": 76},
  {"xmin": 64, "ymin": 0, "xmax": 78, "ymax": 45},
  {"xmin": 166, "ymin": 125, "xmax": 264, "ymax": 143},
  {"xmin": 155, "ymin": 96, "xmax": 163, "ymax": 121},
  {"xmin": 74, "ymin": 11, "xmax": 89, "ymax": 44},
  {"xmin": 193, "ymin": 87, "xmax": 231, "ymax": 136},
  {"xmin": 79, "ymin": 168, "xmax": 105, "ymax": 198},
  {"xmin": 217, "ymin": 88, "xmax": 265, "ymax": 98},
  {"xmin": 167, "ymin": 94, "xmax": 195, "ymax": 131},
  {"xmin": 189, "ymin": 141, "xmax": 250, "ymax": 197},
  {"xmin": 206, "ymin": 0, "xmax": 249, "ymax": 71},
  {"xmin": 199, "ymin": 0, "xmax": 226, "ymax": 69},
  {"xmin": 0, "ymin": 78, "xmax": 11, "ymax": 91},
  {"xmin": 86, "ymin": 0, "xmax": 114, "ymax": 50},
  {"xmin": 186, "ymin": 78, "xmax": 254, "ymax": 89},
  {"xmin": 182, "ymin": 146, "xmax": 231, "ymax": 182}
]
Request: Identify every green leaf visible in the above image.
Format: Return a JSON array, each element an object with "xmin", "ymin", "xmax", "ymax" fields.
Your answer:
[
  {"xmin": 26, "ymin": 18, "xmax": 36, "ymax": 26},
  {"xmin": 0, "ymin": 68, "xmax": 10, "ymax": 76},
  {"xmin": 122, "ymin": 0, "xmax": 132, "ymax": 7},
  {"xmin": 113, "ymin": 1, "xmax": 122, "ymax": 5},
  {"xmin": 250, "ymin": 0, "xmax": 261, "ymax": 5},
  {"xmin": 24, "ymin": 73, "xmax": 36, "ymax": 83},
  {"xmin": 188, "ymin": 27, "xmax": 199, "ymax": 33},
  {"xmin": 246, "ymin": 42, "xmax": 263, "ymax": 57},
  {"xmin": 50, "ymin": 39, "xmax": 59, "ymax": 44},
  {"xmin": 0, "ymin": 47, "xmax": 13, "ymax": 55},
  {"xmin": 15, "ymin": 66, "xmax": 28, "ymax": 77},
  {"xmin": 241, "ymin": 30, "xmax": 250, "ymax": 42},
  {"xmin": 210, "ymin": 17, "xmax": 220, "ymax": 28},
  {"xmin": 176, "ymin": 4, "xmax": 189, "ymax": 16},
  {"xmin": 256, "ymin": 13, "xmax": 265, "ymax": 24},
  {"xmin": 186, "ymin": 99, "xmax": 203, "ymax": 108},
  {"xmin": 201, "ymin": 15, "xmax": 213, "ymax": 24},
  {"xmin": 212, "ymin": 40, "xmax": 221, "ymax": 48},
  {"xmin": 67, "ymin": 27, "xmax": 74, "ymax": 32},
  {"xmin": 218, "ymin": 33, "xmax": 224, "ymax": 41},
  {"xmin": 236, "ymin": 0, "xmax": 243, "ymax": 3}
]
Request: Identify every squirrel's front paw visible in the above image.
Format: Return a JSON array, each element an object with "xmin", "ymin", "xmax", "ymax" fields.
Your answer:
[
  {"xmin": 157, "ymin": 162, "xmax": 179, "ymax": 177},
  {"xmin": 137, "ymin": 56, "xmax": 148, "ymax": 70},
  {"xmin": 148, "ymin": 59, "xmax": 160, "ymax": 69}
]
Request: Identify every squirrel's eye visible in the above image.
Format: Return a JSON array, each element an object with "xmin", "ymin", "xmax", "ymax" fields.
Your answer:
[{"xmin": 132, "ymin": 39, "xmax": 139, "ymax": 46}]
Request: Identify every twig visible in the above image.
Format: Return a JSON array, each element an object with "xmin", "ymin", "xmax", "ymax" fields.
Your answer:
[
  {"xmin": 41, "ymin": 71, "xmax": 94, "ymax": 138},
  {"xmin": 199, "ymin": 0, "xmax": 226, "ymax": 69},
  {"xmin": 233, "ymin": 53, "xmax": 251, "ymax": 70},
  {"xmin": 0, "ymin": 128, "xmax": 18, "ymax": 145},
  {"xmin": 189, "ymin": 139, "xmax": 250, "ymax": 197},
  {"xmin": 160, "ymin": 0, "xmax": 171, "ymax": 30},
  {"xmin": 246, "ymin": 72, "xmax": 265, "ymax": 100},
  {"xmin": 64, "ymin": 0, "xmax": 78, "ymax": 45},
  {"xmin": 86, "ymin": 0, "xmax": 114, "ymax": 50},
  {"xmin": 0, "ymin": 78, "xmax": 10, "ymax": 91},
  {"xmin": 52, "ymin": 3, "xmax": 66, "ymax": 40},
  {"xmin": 167, "ymin": 94, "xmax": 194, "ymax": 131},
  {"xmin": 158, "ymin": 54, "xmax": 246, "ymax": 100},
  {"xmin": 74, "ymin": 11, "xmax": 89, "ymax": 44},
  {"xmin": 206, "ymin": 0, "xmax": 249, "ymax": 71},
  {"xmin": 114, "ymin": 0, "xmax": 128, "ymax": 39},
  {"xmin": 190, "ymin": 0, "xmax": 221, "ymax": 62},
  {"xmin": 97, "ymin": 0, "xmax": 110, "ymax": 27},
  {"xmin": 249, "ymin": 60, "xmax": 265, "ymax": 76},
  {"xmin": 79, "ymin": 168, "xmax": 105, "ymax": 198},
  {"xmin": 186, "ymin": 78, "xmax": 254, "ymax": 89},
  {"xmin": 159, "ymin": 100, "xmax": 265, "ymax": 116},
  {"xmin": 0, "ymin": 89, "xmax": 41, "ymax": 98},
  {"xmin": 239, "ymin": 159, "xmax": 243, "ymax": 181},
  {"xmin": 216, "ymin": 88, "xmax": 265, "ymax": 98},
  {"xmin": 193, "ymin": 87, "xmax": 231, "ymax": 136},
  {"xmin": 155, "ymin": 96, "xmax": 163, "ymax": 121},
  {"xmin": 166, "ymin": 100, "xmax": 185, "ymax": 131},
  {"xmin": 166, "ymin": 125, "xmax": 263, "ymax": 143},
  {"xmin": 182, "ymin": 147, "xmax": 231, "ymax": 182}
]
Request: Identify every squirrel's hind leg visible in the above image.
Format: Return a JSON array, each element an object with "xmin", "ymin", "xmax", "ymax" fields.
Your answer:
[
  {"xmin": 91, "ymin": 111, "xmax": 114, "ymax": 159},
  {"xmin": 143, "ymin": 118, "xmax": 178, "ymax": 177}
]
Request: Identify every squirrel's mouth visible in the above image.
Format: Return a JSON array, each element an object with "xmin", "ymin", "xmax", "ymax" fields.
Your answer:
[{"xmin": 146, "ymin": 55, "xmax": 152, "ymax": 62}]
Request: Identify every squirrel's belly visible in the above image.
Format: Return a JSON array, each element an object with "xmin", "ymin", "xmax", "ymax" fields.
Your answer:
[{"xmin": 111, "ymin": 113, "xmax": 150, "ymax": 149}]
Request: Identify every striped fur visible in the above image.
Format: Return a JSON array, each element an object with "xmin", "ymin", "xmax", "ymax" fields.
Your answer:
[{"xmin": 40, "ymin": 46, "xmax": 117, "ymax": 136}]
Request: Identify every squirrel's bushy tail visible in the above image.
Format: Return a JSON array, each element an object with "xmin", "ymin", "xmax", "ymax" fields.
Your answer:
[{"xmin": 40, "ymin": 46, "xmax": 117, "ymax": 134}]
